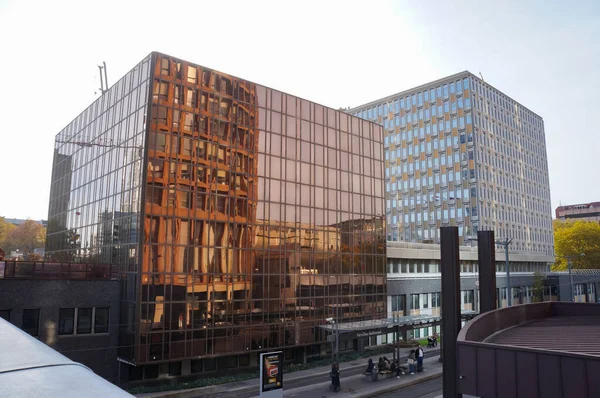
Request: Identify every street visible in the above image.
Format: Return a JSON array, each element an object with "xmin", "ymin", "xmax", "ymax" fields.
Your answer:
[
  {"xmin": 378, "ymin": 378, "xmax": 477, "ymax": 398},
  {"xmin": 377, "ymin": 377, "xmax": 442, "ymax": 398}
]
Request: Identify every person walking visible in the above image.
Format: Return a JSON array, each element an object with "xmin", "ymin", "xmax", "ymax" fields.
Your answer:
[{"xmin": 416, "ymin": 346, "xmax": 425, "ymax": 372}]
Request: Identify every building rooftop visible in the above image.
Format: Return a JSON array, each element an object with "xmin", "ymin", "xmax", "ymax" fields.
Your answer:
[
  {"xmin": 457, "ymin": 302, "xmax": 600, "ymax": 397},
  {"xmin": 486, "ymin": 315, "xmax": 600, "ymax": 357},
  {"xmin": 458, "ymin": 302, "xmax": 600, "ymax": 357},
  {"xmin": 319, "ymin": 310, "xmax": 478, "ymax": 334},
  {"xmin": 0, "ymin": 261, "xmax": 118, "ymax": 281},
  {"xmin": 556, "ymin": 202, "xmax": 600, "ymax": 211},
  {"xmin": 0, "ymin": 318, "xmax": 131, "ymax": 397}
]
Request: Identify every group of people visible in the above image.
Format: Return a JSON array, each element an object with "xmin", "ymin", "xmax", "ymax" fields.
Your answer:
[
  {"xmin": 364, "ymin": 346, "xmax": 425, "ymax": 377},
  {"xmin": 333, "ymin": 346, "xmax": 427, "ymax": 392},
  {"xmin": 427, "ymin": 332, "xmax": 439, "ymax": 347}
]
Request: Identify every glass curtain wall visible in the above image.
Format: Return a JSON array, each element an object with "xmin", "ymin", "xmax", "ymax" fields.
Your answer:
[
  {"xmin": 46, "ymin": 55, "xmax": 152, "ymax": 360},
  {"xmin": 138, "ymin": 54, "xmax": 387, "ymax": 363}
]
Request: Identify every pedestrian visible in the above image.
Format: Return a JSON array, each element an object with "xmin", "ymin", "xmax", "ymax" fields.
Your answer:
[
  {"xmin": 433, "ymin": 332, "xmax": 439, "ymax": 347},
  {"xmin": 330, "ymin": 362, "xmax": 341, "ymax": 393},
  {"xmin": 407, "ymin": 350, "xmax": 416, "ymax": 375},
  {"xmin": 391, "ymin": 359, "xmax": 405, "ymax": 378},
  {"xmin": 416, "ymin": 346, "xmax": 425, "ymax": 372}
]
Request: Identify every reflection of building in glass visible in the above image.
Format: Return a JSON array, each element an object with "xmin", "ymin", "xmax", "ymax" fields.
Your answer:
[
  {"xmin": 47, "ymin": 52, "xmax": 386, "ymax": 380},
  {"xmin": 46, "ymin": 150, "xmax": 73, "ymax": 261}
]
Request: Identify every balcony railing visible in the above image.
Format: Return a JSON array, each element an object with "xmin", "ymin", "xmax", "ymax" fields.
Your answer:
[{"xmin": 0, "ymin": 261, "xmax": 118, "ymax": 281}]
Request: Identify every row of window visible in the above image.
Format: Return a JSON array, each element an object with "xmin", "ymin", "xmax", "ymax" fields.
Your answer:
[
  {"xmin": 386, "ymin": 259, "xmax": 549, "ymax": 274},
  {"xmin": 353, "ymin": 77, "xmax": 472, "ymax": 120},
  {"xmin": 0, "ymin": 307, "xmax": 109, "ymax": 337}
]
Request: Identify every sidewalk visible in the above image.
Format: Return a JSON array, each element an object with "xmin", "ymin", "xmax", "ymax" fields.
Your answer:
[
  {"xmin": 276, "ymin": 356, "xmax": 442, "ymax": 398},
  {"xmin": 138, "ymin": 346, "xmax": 441, "ymax": 398}
]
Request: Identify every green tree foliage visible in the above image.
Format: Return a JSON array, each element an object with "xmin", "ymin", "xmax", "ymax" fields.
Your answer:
[
  {"xmin": 553, "ymin": 220, "xmax": 600, "ymax": 270},
  {"xmin": 532, "ymin": 271, "xmax": 546, "ymax": 302},
  {"xmin": 0, "ymin": 217, "xmax": 17, "ymax": 251},
  {"xmin": 1, "ymin": 220, "xmax": 46, "ymax": 254}
]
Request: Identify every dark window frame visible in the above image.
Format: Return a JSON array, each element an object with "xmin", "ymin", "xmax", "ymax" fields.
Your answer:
[
  {"xmin": 59, "ymin": 308, "xmax": 75, "ymax": 335},
  {"xmin": 0, "ymin": 309, "xmax": 10, "ymax": 322},
  {"xmin": 22, "ymin": 309, "xmax": 40, "ymax": 337},
  {"xmin": 59, "ymin": 307, "xmax": 110, "ymax": 336}
]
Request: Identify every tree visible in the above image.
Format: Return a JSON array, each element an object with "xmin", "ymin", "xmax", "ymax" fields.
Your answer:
[
  {"xmin": 2, "ymin": 220, "xmax": 46, "ymax": 254},
  {"xmin": 0, "ymin": 216, "xmax": 16, "ymax": 249},
  {"xmin": 531, "ymin": 271, "xmax": 546, "ymax": 302},
  {"xmin": 553, "ymin": 220, "xmax": 600, "ymax": 270}
]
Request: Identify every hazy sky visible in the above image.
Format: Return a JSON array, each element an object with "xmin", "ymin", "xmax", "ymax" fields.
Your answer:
[{"xmin": 1, "ymin": 0, "xmax": 598, "ymax": 220}]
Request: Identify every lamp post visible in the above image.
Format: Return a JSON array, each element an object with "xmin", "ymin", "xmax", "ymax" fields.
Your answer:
[
  {"xmin": 325, "ymin": 317, "xmax": 339, "ymax": 362},
  {"xmin": 496, "ymin": 238, "xmax": 513, "ymax": 306}
]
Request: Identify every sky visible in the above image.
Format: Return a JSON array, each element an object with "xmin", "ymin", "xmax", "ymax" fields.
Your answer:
[{"xmin": 0, "ymin": 0, "xmax": 598, "ymax": 220}]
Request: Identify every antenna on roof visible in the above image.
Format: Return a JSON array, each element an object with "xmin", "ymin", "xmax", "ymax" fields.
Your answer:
[
  {"xmin": 478, "ymin": 72, "xmax": 484, "ymax": 81},
  {"xmin": 97, "ymin": 61, "xmax": 109, "ymax": 95}
]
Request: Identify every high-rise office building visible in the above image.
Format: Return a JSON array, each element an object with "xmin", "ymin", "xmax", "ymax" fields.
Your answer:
[
  {"xmin": 348, "ymin": 71, "xmax": 553, "ymax": 256},
  {"xmin": 346, "ymin": 72, "xmax": 554, "ymax": 342},
  {"xmin": 46, "ymin": 52, "xmax": 386, "ymax": 380}
]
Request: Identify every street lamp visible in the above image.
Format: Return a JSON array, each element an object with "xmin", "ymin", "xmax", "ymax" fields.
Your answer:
[
  {"xmin": 325, "ymin": 317, "xmax": 339, "ymax": 362},
  {"xmin": 496, "ymin": 238, "xmax": 514, "ymax": 306}
]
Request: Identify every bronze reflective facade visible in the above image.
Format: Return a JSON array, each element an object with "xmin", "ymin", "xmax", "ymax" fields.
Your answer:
[{"xmin": 47, "ymin": 52, "xmax": 386, "ymax": 369}]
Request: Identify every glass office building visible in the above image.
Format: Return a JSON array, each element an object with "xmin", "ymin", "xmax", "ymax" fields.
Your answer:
[
  {"xmin": 46, "ymin": 52, "xmax": 386, "ymax": 379},
  {"xmin": 349, "ymin": 72, "xmax": 553, "ymax": 255}
]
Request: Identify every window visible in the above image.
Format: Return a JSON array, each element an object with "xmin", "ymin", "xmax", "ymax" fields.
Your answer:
[
  {"xmin": 410, "ymin": 294, "xmax": 420, "ymax": 310},
  {"xmin": 59, "ymin": 308, "xmax": 75, "ymax": 335},
  {"xmin": 94, "ymin": 307, "xmax": 110, "ymax": 333},
  {"xmin": 22, "ymin": 309, "xmax": 40, "ymax": 337},
  {"xmin": 431, "ymin": 293, "xmax": 441, "ymax": 307},
  {"xmin": 0, "ymin": 309, "xmax": 10, "ymax": 322},
  {"xmin": 391, "ymin": 295, "xmax": 406, "ymax": 313},
  {"xmin": 77, "ymin": 308, "xmax": 92, "ymax": 334},
  {"xmin": 59, "ymin": 307, "xmax": 109, "ymax": 336}
]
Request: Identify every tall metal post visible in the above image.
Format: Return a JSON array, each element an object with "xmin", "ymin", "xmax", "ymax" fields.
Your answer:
[
  {"xmin": 102, "ymin": 61, "xmax": 109, "ymax": 89},
  {"xmin": 505, "ymin": 239, "xmax": 512, "ymax": 307},
  {"xmin": 335, "ymin": 319, "xmax": 339, "ymax": 361},
  {"xmin": 440, "ymin": 226, "xmax": 461, "ymax": 398},
  {"xmin": 477, "ymin": 231, "xmax": 497, "ymax": 314},
  {"xmin": 568, "ymin": 258, "xmax": 574, "ymax": 302}
]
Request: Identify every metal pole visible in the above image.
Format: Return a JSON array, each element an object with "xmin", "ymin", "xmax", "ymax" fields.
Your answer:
[
  {"xmin": 335, "ymin": 319, "xmax": 339, "ymax": 362},
  {"xmin": 568, "ymin": 259, "xmax": 574, "ymax": 302},
  {"xmin": 440, "ymin": 226, "xmax": 461, "ymax": 397},
  {"xmin": 505, "ymin": 239, "xmax": 511, "ymax": 307},
  {"xmin": 103, "ymin": 61, "xmax": 109, "ymax": 90},
  {"xmin": 98, "ymin": 65, "xmax": 105, "ymax": 93}
]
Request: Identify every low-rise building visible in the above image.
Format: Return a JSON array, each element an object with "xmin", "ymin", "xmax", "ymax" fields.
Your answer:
[
  {"xmin": 0, "ymin": 261, "xmax": 120, "ymax": 382},
  {"xmin": 555, "ymin": 202, "xmax": 600, "ymax": 223}
]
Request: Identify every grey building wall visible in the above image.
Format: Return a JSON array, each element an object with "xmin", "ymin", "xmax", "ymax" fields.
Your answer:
[
  {"xmin": 389, "ymin": 273, "xmax": 600, "ymax": 313},
  {"xmin": 388, "ymin": 274, "xmax": 537, "ymax": 296},
  {"xmin": 545, "ymin": 274, "xmax": 600, "ymax": 302},
  {"xmin": 0, "ymin": 280, "xmax": 120, "ymax": 382}
]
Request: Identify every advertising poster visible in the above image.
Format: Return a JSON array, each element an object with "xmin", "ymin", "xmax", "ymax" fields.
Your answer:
[{"xmin": 260, "ymin": 351, "xmax": 283, "ymax": 397}]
